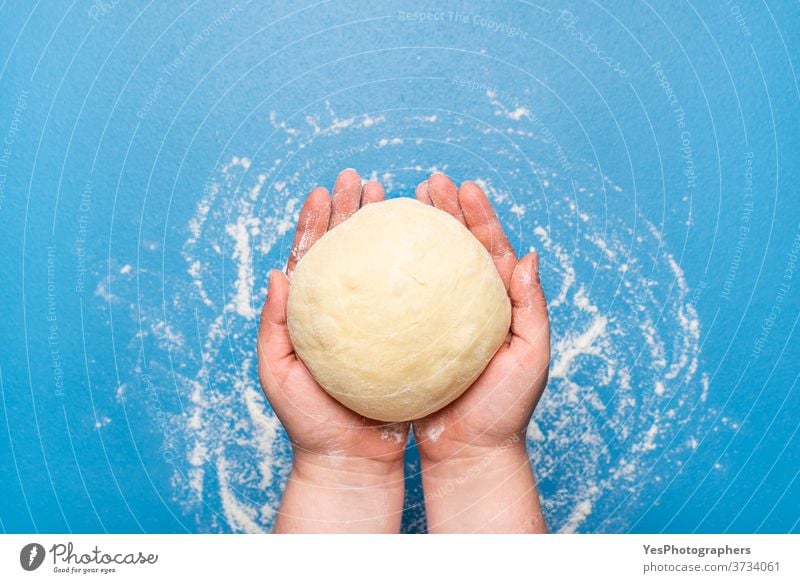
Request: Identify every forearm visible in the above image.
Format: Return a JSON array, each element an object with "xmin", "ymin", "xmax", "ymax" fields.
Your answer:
[
  {"xmin": 420, "ymin": 439, "xmax": 547, "ymax": 533},
  {"xmin": 274, "ymin": 450, "xmax": 405, "ymax": 533}
]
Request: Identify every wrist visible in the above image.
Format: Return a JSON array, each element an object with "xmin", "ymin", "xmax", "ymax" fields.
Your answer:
[
  {"xmin": 292, "ymin": 448, "xmax": 405, "ymax": 489},
  {"xmin": 275, "ymin": 450, "xmax": 405, "ymax": 533},
  {"xmin": 418, "ymin": 439, "xmax": 548, "ymax": 533},
  {"xmin": 416, "ymin": 426, "xmax": 527, "ymax": 466},
  {"xmin": 419, "ymin": 435, "xmax": 528, "ymax": 482}
]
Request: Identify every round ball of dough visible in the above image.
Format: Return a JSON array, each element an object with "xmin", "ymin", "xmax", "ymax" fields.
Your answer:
[{"xmin": 287, "ymin": 197, "xmax": 511, "ymax": 422}]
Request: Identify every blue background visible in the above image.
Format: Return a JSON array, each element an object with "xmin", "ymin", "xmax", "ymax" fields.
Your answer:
[{"xmin": 0, "ymin": 0, "xmax": 798, "ymax": 533}]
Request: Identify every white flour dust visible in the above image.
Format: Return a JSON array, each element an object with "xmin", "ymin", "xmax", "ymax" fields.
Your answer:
[{"xmin": 141, "ymin": 97, "xmax": 707, "ymax": 533}]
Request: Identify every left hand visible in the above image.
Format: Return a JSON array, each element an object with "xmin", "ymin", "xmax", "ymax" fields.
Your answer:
[{"xmin": 411, "ymin": 173, "xmax": 551, "ymax": 463}]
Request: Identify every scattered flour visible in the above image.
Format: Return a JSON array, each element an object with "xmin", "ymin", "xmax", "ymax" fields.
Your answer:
[
  {"xmin": 560, "ymin": 486, "xmax": 600, "ymax": 533},
  {"xmin": 423, "ymin": 420, "xmax": 445, "ymax": 444},
  {"xmin": 130, "ymin": 98, "xmax": 707, "ymax": 533}
]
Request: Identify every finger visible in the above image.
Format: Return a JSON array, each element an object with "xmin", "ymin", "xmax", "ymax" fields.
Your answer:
[
  {"xmin": 286, "ymin": 187, "xmax": 330, "ymax": 276},
  {"xmin": 360, "ymin": 180, "xmax": 385, "ymax": 205},
  {"xmin": 459, "ymin": 180, "xmax": 517, "ymax": 288},
  {"xmin": 428, "ymin": 173, "xmax": 466, "ymax": 225},
  {"xmin": 329, "ymin": 168, "xmax": 362, "ymax": 228},
  {"xmin": 508, "ymin": 253, "xmax": 550, "ymax": 363},
  {"xmin": 415, "ymin": 180, "xmax": 432, "ymax": 204},
  {"xmin": 257, "ymin": 271, "xmax": 365, "ymax": 426},
  {"xmin": 258, "ymin": 269, "xmax": 294, "ymax": 365}
]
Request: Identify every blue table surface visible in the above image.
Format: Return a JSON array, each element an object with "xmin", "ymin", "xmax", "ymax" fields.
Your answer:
[{"xmin": 0, "ymin": 0, "xmax": 798, "ymax": 533}]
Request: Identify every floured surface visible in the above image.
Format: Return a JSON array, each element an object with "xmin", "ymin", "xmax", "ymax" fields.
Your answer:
[
  {"xmin": 2, "ymin": 1, "xmax": 796, "ymax": 536},
  {"xmin": 126, "ymin": 95, "xmax": 711, "ymax": 533}
]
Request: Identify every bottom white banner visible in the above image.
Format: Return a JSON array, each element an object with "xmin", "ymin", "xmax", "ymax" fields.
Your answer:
[{"xmin": 1, "ymin": 534, "xmax": 797, "ymax": 582}]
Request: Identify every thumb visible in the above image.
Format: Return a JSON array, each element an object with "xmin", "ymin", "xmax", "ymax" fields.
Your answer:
[
  {"xmin": 258, "ymin": 269, "xmax": 294, "ymax": 365},
  {"xmin": 508, "ymin": 252, "xmax": 550, "ymax": 363}
]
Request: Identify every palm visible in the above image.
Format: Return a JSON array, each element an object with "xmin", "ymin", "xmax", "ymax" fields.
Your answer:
[
  {"xmin": 257, "ymin": 169, "xmax": 408, "ymax": 464},
  {"xmin": 410, "ymin": 174, "xmax": 550, "ymax": 460}
]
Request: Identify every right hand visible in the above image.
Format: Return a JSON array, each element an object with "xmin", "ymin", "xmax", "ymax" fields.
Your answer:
[{"xmin": 256, "ymin": 169, "xmax": 409, "ymax": 468}]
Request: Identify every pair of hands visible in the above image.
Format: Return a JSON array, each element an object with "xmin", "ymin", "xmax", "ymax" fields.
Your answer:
[{"xmin": 257, "ymin": 170, "xmax": 550, "ymax": 532}]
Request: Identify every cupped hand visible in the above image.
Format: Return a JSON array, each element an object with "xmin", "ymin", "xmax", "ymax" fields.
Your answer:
[
  {"xmin": 257, "ymin": 169, "xmax": 409, "ymax": 466},
  {"xmin": 412, "ymin": 173, "xmax": 550, "ymax": 462}
]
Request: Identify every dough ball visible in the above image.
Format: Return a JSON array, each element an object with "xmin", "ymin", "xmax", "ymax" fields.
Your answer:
[{"xmin": 287, "ymin": 197, "xmax": 511, "ymax": 422}]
